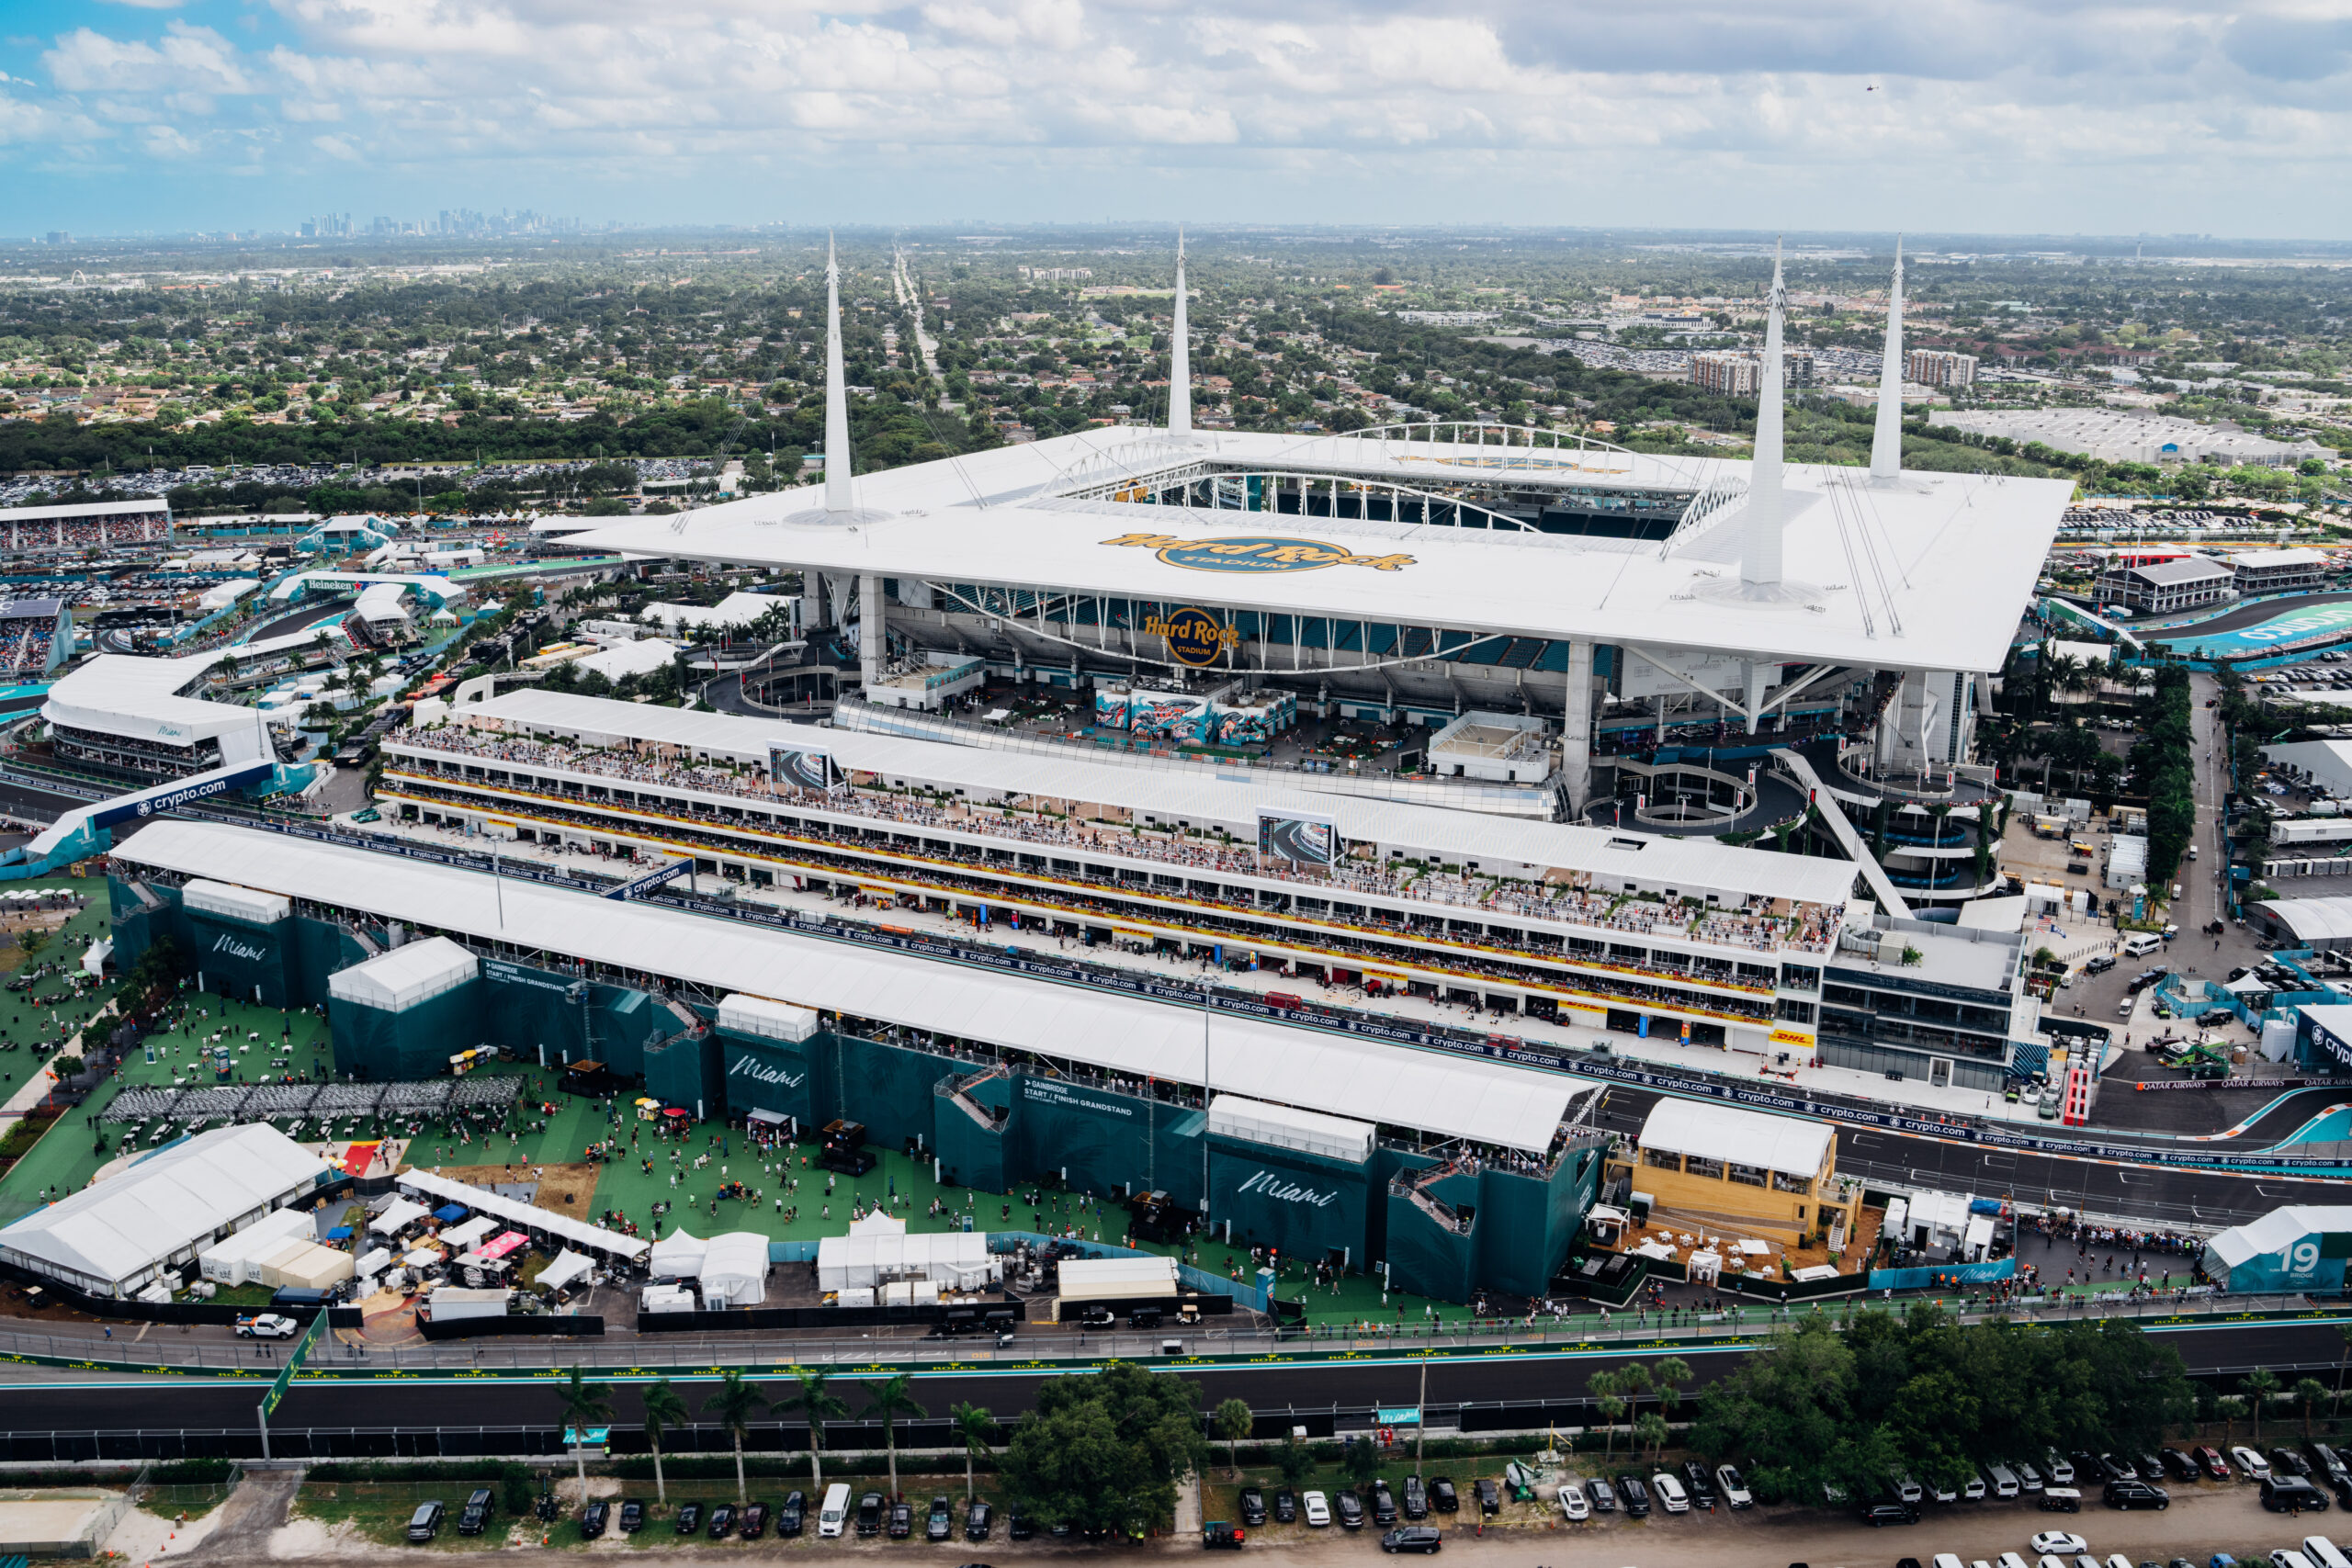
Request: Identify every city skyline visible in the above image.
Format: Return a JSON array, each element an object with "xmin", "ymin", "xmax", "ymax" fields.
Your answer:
[{"xmin": 1, "ymin": 0, "xmax": 2349, "ymax": 239}]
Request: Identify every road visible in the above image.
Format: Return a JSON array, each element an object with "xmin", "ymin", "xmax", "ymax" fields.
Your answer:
[{"xmin": 6, "ymin": 1316, "xmax": 2344, "ymax": 1450}]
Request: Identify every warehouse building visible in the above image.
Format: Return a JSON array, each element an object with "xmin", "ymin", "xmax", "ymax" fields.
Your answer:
[
  {"xmin": 108, "ymin": 818, "xmax": 1611, "ymax": 1302},
  {"xmin": 0, "ymin": 1122, "xmax": 333, "ymax": 1299}
]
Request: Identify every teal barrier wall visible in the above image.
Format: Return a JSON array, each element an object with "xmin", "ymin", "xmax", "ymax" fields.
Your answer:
[
  {"xmin": 288, "ymin": 917, "xmax": 371, "ymax": 1012},
  {"xmin": 1475, "ymin": 1146, "xmax": 1603, "ymax": 1300},
  {"xmin": 187, "ymin": 908, "xmax": 292, "ymax": 1008},
  {"xmin": 1208, "ymin": 1134, "xmax": 1374, "ymax": 1268},
  {"xmin": 643, "ymin": 1029, "xmax": 724, "ymax": 1116},
  {"xmin": 1869, "ymin": 1257, "xmax": 2018, "ymax": 1291},
  {"xmin": 933, "ymin": 1077, "xmax": 1008, "ymax": 1196},
  {"xmin": 1384, "ymin": 1156, "xmax": 1479, "ymax": 1303},
  {"xmin": 332, "ymin": 979, "xmax": 484, "ymax": 1080},
  {"xmin": 1008, "ymin": 1074, "xmax": 1204, "ymax": 1207},
  {"xmin": 829, "ymin": 1034, "xmax": 966, "ymax": 1152},
  {"xmin": 718, "ymin": 1029, "xmax": 819, "ymax": 1130}
]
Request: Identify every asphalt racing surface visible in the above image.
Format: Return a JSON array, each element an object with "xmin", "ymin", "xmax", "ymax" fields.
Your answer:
[{"xmin": 2, "ymin": 1315, "xmax": 2335, "ymax": 1449}]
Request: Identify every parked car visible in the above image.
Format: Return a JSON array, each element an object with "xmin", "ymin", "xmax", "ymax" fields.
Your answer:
[
  {"xmin": 1652, "ymin": 1473, "xmax": 1690, "ymax": 1515},
  {"xmin": 2278, "ymin": 1450, "xmax": 2317, "ymax": 1479},
  {"xmin": 888, "ymin": 1499, "xmax": 915, "ymax": 1539},
  {"xmin": 2045, "ymin": 1453, "xmax": 2078, "ymax": 1485},
  {"xmin": 1681, "ymin": 1461, "xmax": 1716, "ymax": 1509},
  {"xmin": 1860, "ymin": 1500, "xmax": 1919, "ymax": 1527},
  {"xmin": 2106, "ymin": 1480, "xmax": 2169, "ymax": 1510},
  {"xmin": 857, "ymin": 1493, "xmax": 883, "ymax": 1536},
  {"xmin": 1009, "ymin": 1513, "xmax": 1035, "ymax": 1540},
  {"xmin": 708, "ymin": 1504, "xmax": 736, "ymax": 1539},
  {"xmin": 1430, "ymin": 1479, "xmax": 1458, "ymax": 1514},
  {"xmin": 1273, "ymin": 1491, "xmax": 1296, "ymax": 1526},
  {"xmin": 740, "ymin": 1502, "xmax": 768, "ymax": 1540},
  {"xmin": 618, "ymin": 1500, "xmax": 645, "ymax": 1534},
  {"xmin": 1618, "ymin": 1475, "xmax": 1652, "ymax": 1518},
  {"xmin": 1401, "ymin": 1477, "xmax": 1427, "ymax": 1520},
  {"xmin": 1558, "ymin": 1483, "xmax": 1589, "ymax": 1522},
  {"xmin": 582, "ymin": 1500, "xmax": 609, "ymax": 1540},
  {"xmin": 1382, "ymin": 1527, "xmax": 1443, "ymax": 1554},
  {"xmin": 2264, "ymin": 1477, "xmax": 2332, "ymax": 1514},
  {"xmin": 2034, "ymin": 1533, "xmax": 2093, "ymax": 1555},
  {"xmin": 1302, "ymin": 1493, "xmax": 1330, "ymax": 1529},
  {"xmin": 1476, "ymin": 1479, "xmax": 1501, "ymax": 1516},
  {"xmin": 458, "ymin": 1488, "xmax": 494, "ymax": 1536},
  {"xmin": 1373, "ymin": 1482, "xmax": 1397, "ymax": 1526},
  {"xmin": 675, "ymin": 1503, "xmax": 702, "ymax": 1535},
  {"xmin": 1239, "ymin": 1488, "xmax": 1266, "ymax": 1527},
  {"xmin": 2196, "ymin": 1448, "xmax": 2233, "ymax": 1481},
  {"xmin": 1336, "ymin": 1492, "xmax": 1364, "ymax": 1529},
  {"xmin": 928, "ymin": 1497, "xmax": 954, "ymax": 1541},
  {"xmin": 2160, "ymin": 1450, "xmax": 2200, "ymax": 1483},
  {"xmin": 1717, "ymin": 1465, "xmax": 1753, "ymax": 1509},
  {"xmin": 235, "ymin": 1314, "xmax": 299, "ymax": 1339},
  {"xmin": 2238, "ymin": 1449, "xmax": 2276, "ymax": 1479},
  {"xmin": 966, "ymin": 1501, "xmax": 992, "ymax": 1540},
  {"xmin": 1203, "ymin": 1522, "xmax": 1246, "ymax": 1550},
  {"xmin": 778, "ymin": 1492, "xmax": 805, "ymax": 1537},
  {"xmin": 407, "ymin": 1502, "xmax": 446, "ymax": 1543}
]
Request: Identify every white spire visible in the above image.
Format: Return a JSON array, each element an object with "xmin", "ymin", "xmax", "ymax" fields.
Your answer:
[
  {"xmin": 1742, "ymin": 238, "xmax": 1787, "ymax": 593},
  {"xmin": 1870, "ymin": 236, "xmax": 1905, "ymax": 482},
  {"xmin": 824, "ymin": 232, "xmax": 853, "ymax": 515},
  {"xmin": 1168, "ymin": 229, "xmax": 1192, "ymax": 439}
]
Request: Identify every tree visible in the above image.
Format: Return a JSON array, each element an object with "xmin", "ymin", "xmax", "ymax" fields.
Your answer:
[
  {"xmin": 640, "ymin": 1379, "xmax": 688, "ymax": 1506},
  {"xmin": 951, "ymin": 1402, "xmax": 995, "ymax": 1500},
  {"xmin": 2217, "ymin": 1394, "xmax": 2247, "ymax": 1446},
  {"xmin": 1275, "ymin": 1433, "xmax": 1315, "ymax": 1488},
  {"xmin": 997, "ymin": 1361, "xmax": 1207, "ymax": 1538},
  {"xmin": 702, "ymin": 1368, "xmax": 770, "ymax": 1504},
  {"xmin": 1343, "ymin": 1432, "xmax": 1385, "ymax": 1491},
  {"xmin": 2298, "ymin": 1377, "xmax": 2330, "ymax": 1438},
  {"xmin": 1634, "ymin": 1411, "xmax": 1669, "ymax": 1461},
  {"xmin": 1653, "ymin": 1357, "xmax": 1693, "ymax": 1422},
  {"xmin": 1214, "ymin": 1398, "xmax": 1254, "ymax": 1479},
  {"xmin": 861, "ymin": 1371, "xmax": 930, "ymax": 1498},
  {"xmin": 786, "ymin": 1368, "xmax": 849, "ymax": 1492},
  {"xmin": 1591, "ymin": 1369, "xmax": 1626, "ymax": 1461},
  {"xmin": 557, "ymin": 1366, "xmax": 613, "ymax": 1508},
  {"xmin": 2243, "ymin": 1367, "xmax": 2280, "ymax": 1440}
]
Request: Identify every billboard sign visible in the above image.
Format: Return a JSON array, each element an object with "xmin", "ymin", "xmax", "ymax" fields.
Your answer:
[
  {"xmin": 768, "ymin": 744, "xmax": 841, "ymax": 795},
  {"xmin": 1257, "ymin": 807, "xmax": 1338, "ymax": 867}
]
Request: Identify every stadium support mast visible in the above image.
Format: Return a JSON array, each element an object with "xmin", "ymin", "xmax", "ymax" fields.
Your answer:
[
  {"xmin": 1169, "ymin": 230, "xmax": 1192, "ymax": 440},
  {"xmin": 1870, "ymin": 237, "xmax": 1906, "ymax": 483},
  {"xmin": 1739, "ymin": 239, "xmax": 1789, "ymax": 595},
  {"xmin": 825, "ymin": 233, "xmax": 854, "ymax": 515}
]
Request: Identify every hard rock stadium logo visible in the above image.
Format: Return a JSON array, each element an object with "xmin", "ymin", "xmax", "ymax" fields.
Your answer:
[
  {"xmin": 1143, "ymin": 606, "xmax": 1235, "ymax": 668},
  {"xmin": 1101, "ymin": 533, "xmax": 1418, "ymax": 574}
]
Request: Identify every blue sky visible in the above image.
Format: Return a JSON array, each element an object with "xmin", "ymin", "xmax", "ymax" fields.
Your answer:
[{"xmin": 4, "ymin": 0, "xmax": 2350, "ymax": 240}]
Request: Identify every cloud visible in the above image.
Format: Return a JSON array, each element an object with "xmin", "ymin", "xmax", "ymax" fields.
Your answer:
[{"xmin": 45, "ymin": 21, "xmax": 253, "ymax": 94}]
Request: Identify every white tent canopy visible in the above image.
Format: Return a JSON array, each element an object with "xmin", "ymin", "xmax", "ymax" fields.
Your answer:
[
  {"xmin": 648, "ymin": 1227, "xmax": 707, "ymax": 1278},
  {"xmin": 1638, "ymin": 1098, "xmax": 1833, "ymax": 1179},
  {"xmin": 537, "ymin": 1248, "xmax": 595, "ymax": 1294},
  {"xmin": 0, "ymin": 1122, "xmax": 328, "ymax": 1297},
  {"xmin": 393, "ymin": 1169, "xmax": 651, "ymax": 1264},
  {"xmin": 368, "ymin": 1197, "xmax": 430, "ymax": 1235},
  {"xmin": 697, "ymin": 1232, "xmax": 770, "ymax": 1307},
  {"xmin": 439, "ymin": 1215, "xmax": 497, "ymax": 1250}
]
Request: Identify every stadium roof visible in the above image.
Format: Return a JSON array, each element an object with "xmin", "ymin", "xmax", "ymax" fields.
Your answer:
[
  {"xmin": 567, "ymin": 431, "xmax": 2071, "ymax": 676},
  {"xmin": 119, "ymin": 819, "xmax": 1584, "ymax": 1150},
  {"xmin": 0, "ymin": 499, "xmax": 170, "ymax": 523},
  {"xmin": 0, "ymin": 1122, "xmax": 327, "ymax": 1292},
  {"xmin": 44, "ymin": 649, "xmax": 263, "ymax": 747},
  {"xmin": 439, "ymin": 690, "xmax": 1861, "ymax": 907},
  {"xmin": 0, "ymin": 599, "xmax": 63, "ymax": 620}
]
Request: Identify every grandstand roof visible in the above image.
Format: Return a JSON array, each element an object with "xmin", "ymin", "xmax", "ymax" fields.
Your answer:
[
  {"xmin": 0, "ymin": 500, "xmax": 170, "ymax": 523},
  {"xmin": 117, "ymin": 819, "xmax": 1585, "ymax": 1150},
  {"xmin": 569, "ymin": 431, "xmax": 2070, "ymax": 677},
  {"xmin": 0, "ymin": 599, "xmax": 64, "ymax": 620},
  {"xmin": 43, "ymin": 650, "xmax": 264, "ymax": 747},
  {"xmin": 435, "ymin": 689, "xmax": 1861, "ymax": 907}
]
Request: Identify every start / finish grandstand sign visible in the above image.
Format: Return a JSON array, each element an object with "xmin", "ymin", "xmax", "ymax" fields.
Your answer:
[{"xmin": 216, "ymin": 815, "xmax": 2352, "ymax": 1176}]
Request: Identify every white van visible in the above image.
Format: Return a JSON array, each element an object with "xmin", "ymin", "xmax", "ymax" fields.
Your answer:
[
  {"xmin": 2123, "ymin": 933, "xmax": 2163, "ymax": 957},
  {"xmin": 818, "ymin": 1483, "xmax": 852, "ymax": 1538},
  {"xmin": 1988, "ymin": 1464, "xmax": 2021, "ymax": 1499},
  {"xmin": 2305, "ymin": 1542, "xmax": 2351, "ymax": 1568}
]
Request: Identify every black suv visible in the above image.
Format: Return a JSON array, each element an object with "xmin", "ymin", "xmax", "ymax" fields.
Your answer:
[
  {"xmin": 1681, "ymin": 1461, "xmax": 1716, "ymax": 1509},
  {"xmin": 967, "ymin": 1501, "xmax": 993, "ymax": 1540},
  {"xmin": 2273, "ymin": 1448, "xmax": 2313, "ymax": 1479},
  {"xmin": 2105, "ymin": 1480, "xmax": 2169, "ymax": 1511},
  {"xmin": 1336, "ymin": 1492, "xmax": 1365, "ymax": 1529},
  {"xmin": 1372, "ymin": 1482, "xmax": 1397, "ymax": 1526},
  {"xmin": 1859, "ymin": 1500, "xmax": 1918, "ymax": 1527},
  {"xmin": 778, "ymin": 1491, "xmax": 805, "ymax": 1537},
  {"xmin": 674, "ymin": 1502, "xmax": 702, "ymax": 1535},
  {"xmin": 1239, "ymin": 1487, "xmax": 1266, "ymax": 1527},
  {"xmin": 458, "ymin": 1488, "xmax": 494, "ymax": 1536},
  {"xmin": 407, "ymin": 1501, "xmax": 445, "ymax": 1543},
  {"xmin": 888, "ymin": 1499, "xmax": 914, "ymax": 1538},
  {"xmin": 1430, "ymin": 1478, "xmax": 1458, "ymax": 1513},
  {"xmin": 2311, "ymin": 1443, "xmax": 2352, "ymax": 1488},
  {"xmin": 1402, "ymin": 1476, "xmax": 1428, "ymax": 1520},
  {"xmin": 1381, "ymin": 1526, "xmax": 1443, "ymax": 1554},
  {"xmin": 1476, "ymin": 1479, "xmax": 1501, "ymax": 1516},
  {"xmin": 857, "ymin": 1493, "xmax": 884, "ymax": 1536},
  {"xmin": 1617, "ymin": 1476, "xmax": 1651, "ymax": 1518},
  {"xmin": 582, "ymin": 1500, "xmax": 610, "ymax": 1540},
  {"xmin": 928, "ymin": 1497, "xmax": 954, "ymax": 1541},
  {"xmin": 1272, "ymin": 1491, "xmax": 1296, "ymax": 1525}
]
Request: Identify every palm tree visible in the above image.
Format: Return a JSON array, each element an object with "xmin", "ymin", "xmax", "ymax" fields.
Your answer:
[
  {"xmin": 860, "ymin": 1372, "xmax": 929, "ymax": 1499},
  {"xmin": 1652, "ymin": 1357, "xmax": 1692, "ymax": 1423},
  {"xmin": 950, "ymin": 1402, "xmax": 994, "ymax": 1500},
  {"xmin": 1215, "ymin": 1398, "xmax": 1253, "ymax": 1479},
  {"xmin": 786, "ymin": 1368, "xmax": 849, "ymax": 1493},
  {"xmin": 2217, "ymin": 1393, "xmax": 2247, "ymax": 1446},
  {"xmin": 702, "ymin": 1369, "xmax": 770, "ymax": 1504},
  {"xmin": 2243, "ymin": 1367, "xmax": 2281, "ymax": 1439},
  {"xmin": 1633, "ymin": 1411, "xmax": 1668, "ymax": 1462},
  {"xmin": 640, "ymin": 1379, "xmax": 688, "ymax": 1506},
  {"xmin": 1590, "ymin": 1369, "xmax": 1625, "ymax": 1461},
  {"xmin": 2298, "ymin": 1377, "xmax": 2330, "ymax": 1438},
  {"xmin": 557, "ymin": 1366, "xmax": 613, "ymax": 1509}
]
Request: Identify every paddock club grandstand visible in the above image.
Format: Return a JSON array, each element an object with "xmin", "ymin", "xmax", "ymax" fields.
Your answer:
[
  {"xmin": 105, "ymin": 817, "xmax": 1614, "ymax": 1304},
  {"xmin": 563, "ymin": 238, "xmax": 2069, "ymax": 917}
]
